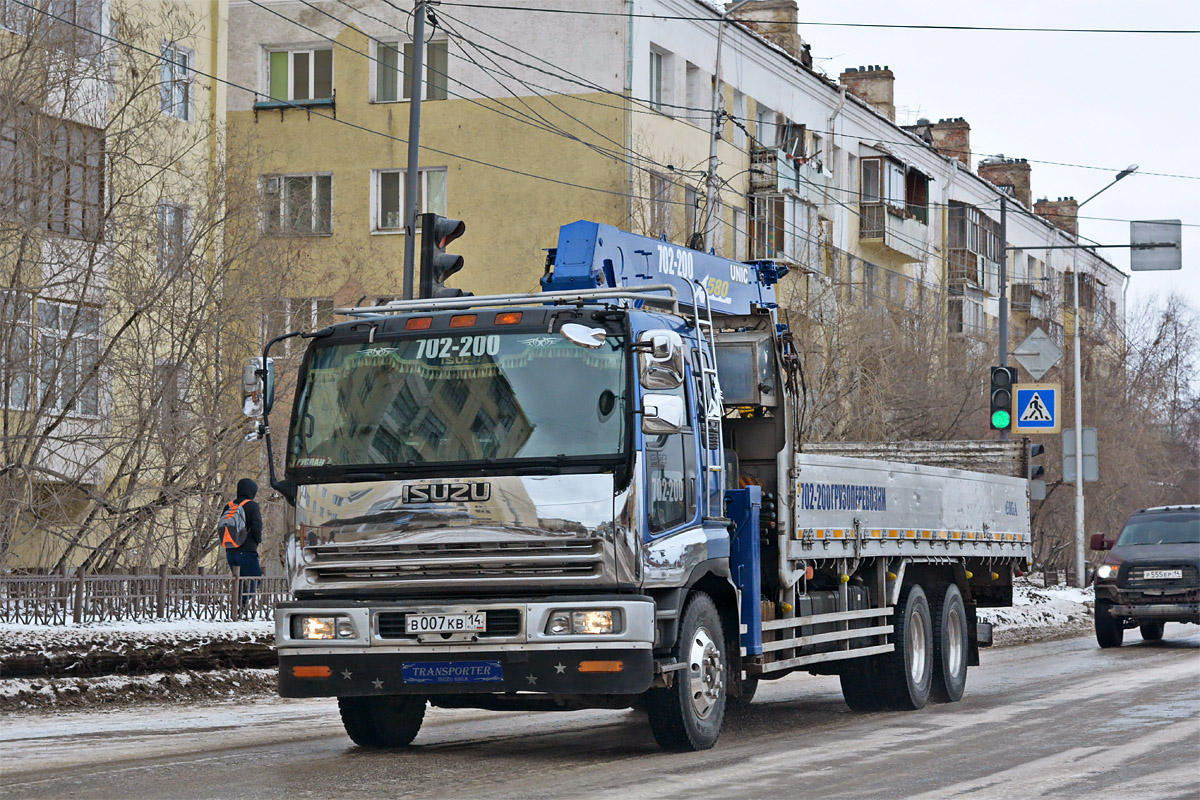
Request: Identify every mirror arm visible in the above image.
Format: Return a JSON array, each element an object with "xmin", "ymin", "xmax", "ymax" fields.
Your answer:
[{"xmin": 257, "ymin": 330, "xmax": 316, "ymax": 507}]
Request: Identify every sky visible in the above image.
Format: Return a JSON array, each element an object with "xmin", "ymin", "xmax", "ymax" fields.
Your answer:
[{"xmin": 771, "ymin": 0, "xmax": 1198, "ymax": 332}]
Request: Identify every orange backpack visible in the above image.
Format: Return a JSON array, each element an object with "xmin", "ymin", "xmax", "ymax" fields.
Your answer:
[{"xmin": 218, "ymin": 499, "xmax": 252, "ymax": 549}]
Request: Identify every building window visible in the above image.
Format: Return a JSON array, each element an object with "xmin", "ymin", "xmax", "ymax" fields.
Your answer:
[
  {"xmin": 154, "ymin": 360, "xmax": 191, "ymax": 435},
  {"xmin": 261, "ymin": 174, "xmax": 332, "ymax": 235},
  {"xmin": 158, "ymin": 202, "xmax": 189, "ymax": 273},
  {"xmin": 732, "ymin": 90, "xmax": 746, "ymax": 148},
  {"xmin": 375, "ymin": 40, "xmax": 448, "ymax": 102},
  {"xmin": 0, "ymin": 291, "xmax": 33, "ymax": 410},
  {"xmin": 749, "ymin": 194, "xmax": 784, "ymax": 260},
  {"xmin": 37, "ymin": 300, "xmax": 100, "ymax": 416},
  {"xmin": 755, "ymin": 103, "xmax": 776, "ymax": 148},
  {"xmin": 684, "ymin": 185, "xmax": 698, "ymax": 243},
  {"xmin": 2, "ymin": 0, "xmax": 103, "ymax": 59},
  {"xmin": 268, "ymin": 48, "xmax": 333, "ymax": 102},
  {"xmin": 861, "ymin": 156, "xmax": 928, "ymax": 223},
  {"xmin": 649, "ymin": 47, "xmax": 668, "ymax": 113},
  {"xmin": 160, "ymin": 43, "xmax": 193, "ymax": 121},
  {"xmin": 261, "ymin": 297, "xmax": 336, "ymax": 354},
  {"xmin": 685, "ymin": 62, "xmax": 706, "ymax": 118},
  {"xmin": 648, "ymin": 172, "xmax": 671, "ymax": 236},
  {"xmin": 732, "ymin": 207, "xmax": 746, "ymax": 261},
  {"xmin": 1, "ymin": 113, "xmax": 105, "ymax": 239},
  {"xmin": 373, "ymin": 168, "xmax": 447, "ymax": 232}
]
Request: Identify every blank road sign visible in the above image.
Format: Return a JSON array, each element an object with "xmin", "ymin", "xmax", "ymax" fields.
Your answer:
[
  {"xmin": 1063, "ymin": 427, "xmax": 1099, "ymax": 483},
  {"xmin": 1130, "ymin": 220, "xmax": 1182, "ymax": 271},
  {"xmin": 1012, "ymin": 383, "xmax": 1060, "ymax": 434}
]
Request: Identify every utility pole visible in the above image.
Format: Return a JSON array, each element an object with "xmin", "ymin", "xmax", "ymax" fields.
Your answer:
[
  {"xmin": 402, "ymin": 1, "xmax": 428, "ymax": 300},
  {"xmin": 703, "ymin": 1, "xmax": 749, "ymax": 252},
  {"xmin": 998, "ymin": 195, "xmax": 1009, "ymax": 441}
]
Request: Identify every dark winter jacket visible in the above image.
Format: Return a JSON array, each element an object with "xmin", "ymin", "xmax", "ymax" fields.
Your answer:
[{"xmin": 233, "ymin": 478, "xmax": 264, "ymax": 553}]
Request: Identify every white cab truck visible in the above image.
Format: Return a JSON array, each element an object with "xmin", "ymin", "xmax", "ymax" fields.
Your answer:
[{"xmin": 245, "ymin": 219, "xmax": 1033, "ymax": 750}]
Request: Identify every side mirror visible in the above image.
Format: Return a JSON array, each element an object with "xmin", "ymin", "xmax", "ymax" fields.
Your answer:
[
  {"xmin": 638, "ymin": 329, "xmax": 684, "ymax": 390},
  {"xmin": 1089, "ymin": 533, "xmax": 1111, "ymax": 551},
  {"xmin": 642, "ymin": 393, "xmax": 685, "ymax": 435},
  {"xmin": 560, "ymin": 323, "xmax": 607, "ymax": 349},
  {"xmin": 242, "ymin": 357, "xmax": 275, "ymax": 417}
]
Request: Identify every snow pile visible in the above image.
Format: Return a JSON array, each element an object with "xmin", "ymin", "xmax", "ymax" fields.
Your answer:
[
  {"xmin": 979, "ymin": 579, "xmax": 1094, "ymax": 646},
  {"xmin": 0, "ymin": 668, "xmax": 277, "ymax": 711}
]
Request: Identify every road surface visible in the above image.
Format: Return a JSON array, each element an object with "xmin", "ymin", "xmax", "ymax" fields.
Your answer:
[{"xmin": 3, "ymin": 626, "xmax": 1197, "ymax": 799}]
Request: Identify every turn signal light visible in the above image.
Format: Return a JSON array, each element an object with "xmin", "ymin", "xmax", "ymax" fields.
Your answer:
[
  {"xmin": 405, "ymin": 317, "xmax": 432, "ymax": 330},
  {"xmin": 449, "ymin": 314, "xmax": 477, "ymax": 328},
  {"xmin": 495, "ymin": 312, "xmax": 523, "ymax": 325},
  {"xmin": 292, "ymin": 666, "xmax": 332, "ymax": 678}
]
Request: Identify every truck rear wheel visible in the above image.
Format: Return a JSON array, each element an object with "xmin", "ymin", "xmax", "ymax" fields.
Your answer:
[
  {"xmin": 1139, "ymin": 621, "xmax": 1165, "ymax": 642},
  {"xmin": 645, "ymin": 592, "xmax": 727, "ymax": 751},
  {"xmin": 880, "ymin": 584, "xmax": 934, "ymax": 710},
  {"xmin": 338, "ymin": 695, "xmax": 426, "ymax": 748},
  {"xmin": 839, "ymin": 657, "xmax": 887, "ymax": 711},
  {"xmin": 930, "ymin": 584, "xmax": 968, "ymax": 703},
  {"xmin": 1094, "ymin": 600, "xmax": 1124, "ymax": 648}
]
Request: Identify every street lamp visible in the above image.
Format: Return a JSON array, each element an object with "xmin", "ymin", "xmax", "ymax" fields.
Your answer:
[{"xmin": 1071, "ymin": 164, "xmax": 1138, "ymax": 587}]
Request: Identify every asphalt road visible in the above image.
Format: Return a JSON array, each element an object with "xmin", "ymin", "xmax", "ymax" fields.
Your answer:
[{"xmin": 3, "ymin": 625, "xmax": 1197, "ymax": 800}]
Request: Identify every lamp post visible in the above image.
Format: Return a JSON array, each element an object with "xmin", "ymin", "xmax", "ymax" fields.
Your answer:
[{"xmin": 1071, "ymin": 164, "xmax": 1138, "ymax": 587}]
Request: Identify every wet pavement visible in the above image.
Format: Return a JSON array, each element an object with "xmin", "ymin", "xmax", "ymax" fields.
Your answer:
[{"xmin": 2, "ymin": 625, "xmax": 1197, "ymax": 799}]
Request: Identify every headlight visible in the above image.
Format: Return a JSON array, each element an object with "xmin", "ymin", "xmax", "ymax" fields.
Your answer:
[
  {"xmin": 294, "ymin": 615, "xmax": 356, "ymax": 640},
  {"xmin": 546, "ymin": 609, "xmax": 618, "ymax": 635},
  {"xmin": 1096, "ymin": 565, "xmax": 1118, "ymax": 580}
]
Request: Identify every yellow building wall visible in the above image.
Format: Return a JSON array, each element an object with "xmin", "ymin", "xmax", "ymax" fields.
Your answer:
[{"xmin": 227, "ymin": 27, "xmax": 628, "ymax": 302}]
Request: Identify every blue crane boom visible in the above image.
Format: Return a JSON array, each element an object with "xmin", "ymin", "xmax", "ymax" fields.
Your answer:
[{"xmin": 542, "ymin": 220, "xmax": 788, "ymax": 317}]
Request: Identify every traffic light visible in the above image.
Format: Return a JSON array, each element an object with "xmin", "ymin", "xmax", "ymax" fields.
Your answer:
[
  {"xmin": 419, "ymin": 213, "xmax": 472, "ymax": 299},
  {"xmin": 989, "ymin": 366, "xmax": 1017, "ymax": 430},
  {"xmin": 1028, "ymin": 442, "xmax": 1045, "ymax": 479}
]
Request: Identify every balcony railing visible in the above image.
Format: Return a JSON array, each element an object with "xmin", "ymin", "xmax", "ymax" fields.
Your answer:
[{"xmin": 860, "ymin": 203, "xmax": 928, "ymax": 261}]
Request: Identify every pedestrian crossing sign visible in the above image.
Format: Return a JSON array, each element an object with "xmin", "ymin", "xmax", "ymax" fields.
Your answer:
[{"xmin": 1012, "ymin": 383, "xmax": 1060, "ymax": 434}]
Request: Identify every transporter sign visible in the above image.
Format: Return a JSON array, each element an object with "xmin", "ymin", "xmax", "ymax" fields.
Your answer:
[{"xmin": 1012, "ymin": 383, "xmax": 1060, "ymax": 434}]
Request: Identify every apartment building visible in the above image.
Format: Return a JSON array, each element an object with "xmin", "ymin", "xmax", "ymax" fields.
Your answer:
[{"xmin": 0, "ymin": 0, "xmax": 235, "ymax": 569}]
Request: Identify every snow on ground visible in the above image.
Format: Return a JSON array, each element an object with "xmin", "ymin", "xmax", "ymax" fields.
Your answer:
[
  {"xmin": 0, "ymin": 619, "xmax": 273, "ymax": 653},
  {"xmin": 0, "ymin": 579, "xmax": 1093, "ymax": 712},
  {"xmin": 980, "ymin": 579, "xmax": 1093, "ymax": 646}
]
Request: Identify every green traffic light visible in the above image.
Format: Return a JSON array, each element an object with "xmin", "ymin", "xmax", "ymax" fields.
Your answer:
[{"xmin": 991, "ymin": 409, "xmax": 1012, "ymax": 429}]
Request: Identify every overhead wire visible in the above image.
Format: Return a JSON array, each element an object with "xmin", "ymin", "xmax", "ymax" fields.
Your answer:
[{"xmin": 432, "ymin": 2, "xmax": 1200, "ymax": 35}]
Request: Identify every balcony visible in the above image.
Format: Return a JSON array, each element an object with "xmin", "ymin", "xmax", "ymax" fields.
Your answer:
[
  {"xmin": 1011, "ymin": 282, "xmax": 1047, "ymax": 320},
  {"xmin": 860, "ymin": 203, "xmax": 927, "ymax": 261},
  {"xmin": 750, "ymin": 146, "xmax": 831, "ymax": 205}
]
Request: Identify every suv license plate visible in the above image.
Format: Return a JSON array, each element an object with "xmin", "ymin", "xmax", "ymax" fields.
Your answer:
[
  {"xmin": 407, "ymin": 613, "xmax": 486, "ymax": 634},
  {"xmin": 1143, "ymin": 569, "xmax": 1183, "ymax": 580}
]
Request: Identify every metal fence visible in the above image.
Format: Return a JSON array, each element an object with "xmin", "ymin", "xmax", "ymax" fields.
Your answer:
[{"xmin": 0, "ymin": 568, "xmax": 290, "ymax": 625}]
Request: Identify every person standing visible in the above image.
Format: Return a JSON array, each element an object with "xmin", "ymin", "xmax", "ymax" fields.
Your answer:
[{"xmin": 225, "ymin": 477, "xmax": 264, "ymax": 608}]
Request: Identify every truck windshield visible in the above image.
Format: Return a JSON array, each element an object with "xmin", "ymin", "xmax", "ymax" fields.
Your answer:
[
  {"xmin": 287, "ymin": 330, "xmax": 626, "ymax": 470},
  {"xmin": 1115, "ymin": 510, "xmax": 1200, "ymax": 546}
]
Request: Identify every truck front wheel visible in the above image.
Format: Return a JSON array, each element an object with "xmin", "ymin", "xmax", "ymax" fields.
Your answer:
[
  {"xmin": 1094, "ymin": 600, "xmax": 1124, "ymax": 648},
  {"xmin": 338, "ymin": 695, "xmax": 427, "ymax": 748},
  {"xmin": 645, "ymin": 592, "xmax": 727, "ymax": 751}
]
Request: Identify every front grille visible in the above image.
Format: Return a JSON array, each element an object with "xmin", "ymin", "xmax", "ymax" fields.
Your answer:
[
  {"xmin": 306, "ymin": 538, "xmax": 605, "ymax": 586},
  {"xmin": 377, "ymin": 609, "xmax": 523, "ymax": 639},
  {"xmin": 1120, "ymin": 563, "xmax": 1199, "ymax": 590}
]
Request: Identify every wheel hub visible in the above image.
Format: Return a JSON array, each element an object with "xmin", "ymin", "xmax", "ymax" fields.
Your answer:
[
  {"xmin": 909, "ymin": 609, "xmax": 928, "ymax": 685},
  {"xmin": 687, "ymin": 626, "xmax": 723, "ymax": 719},
  {"xmin": 946, "ymin": 605, "xmax": 965, "ymax": 676}
]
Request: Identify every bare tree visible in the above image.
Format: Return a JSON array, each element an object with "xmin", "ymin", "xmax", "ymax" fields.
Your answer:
[{"xmin": 0, "ymin": 1, "xmax": 302, "ymax": 572}]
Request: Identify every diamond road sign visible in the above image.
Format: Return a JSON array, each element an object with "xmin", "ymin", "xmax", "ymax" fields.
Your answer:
[
  {"xmin": 1012, "ymin": 327, "xmax": 1063, "ymax": 381},
  {"xmin": 1012, "ymin": 383, "xmax": 1060, "ymax": 434}
]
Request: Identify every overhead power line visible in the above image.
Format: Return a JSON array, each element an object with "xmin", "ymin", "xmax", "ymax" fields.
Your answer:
[{"xmin": 434, "ymin": 3, "xmax": 1200, "ymax": 35}]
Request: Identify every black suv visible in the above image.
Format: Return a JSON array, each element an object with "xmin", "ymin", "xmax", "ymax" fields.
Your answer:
[{"xmin": 1092, "ymin": 505, "xmax": 1200, "ymax": 648}]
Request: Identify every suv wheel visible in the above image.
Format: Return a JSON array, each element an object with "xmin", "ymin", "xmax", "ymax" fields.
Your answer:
[{"xmin": 1094, "ymin": 599, "xmax": 1124, "ymax": 648}]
